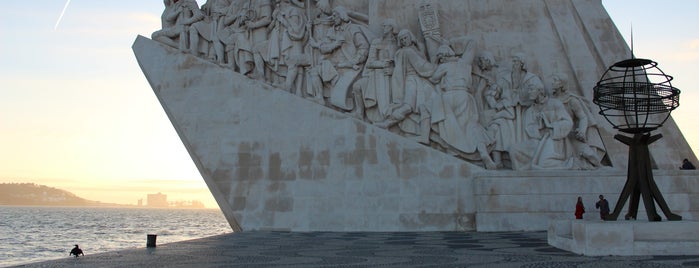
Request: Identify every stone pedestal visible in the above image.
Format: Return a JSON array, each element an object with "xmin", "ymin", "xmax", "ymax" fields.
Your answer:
[{"xmin": 548, "ymin": 220, "xmax": 699, "ymax": 256}]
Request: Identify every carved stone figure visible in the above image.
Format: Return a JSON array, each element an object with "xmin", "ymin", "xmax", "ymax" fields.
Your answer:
[
  {"xmin": 429, "ymin": 44, "xmax": 497, "ymax": 169},
  {"xmin": 152, "ymin": 0, "xmax": 205, "ymax": 51},
  {"xmin": 478, "ymin": 52, "xmax": 515, "ymax": 169},
  {"xmin": 307, "ymin": 6, "xmax": 369, "ymax": 111},
  {"xmin": 509, "ymin": 79, "xmax": 574, "ymax": 170},
  {"xmin": 311, "ymin": 0, "xmax": 333, "ymax": 36},
  {"xmin": 504, "ymin": 53, "xmax": 541, "ymax": 107},
  {"xmin": 265, "ymin": 0, "xmax": 309, "ymax": 92},
  {"xmin": 497, "ymin": 53, "xmax": 543, "ymax": 143},
  {"xmin": 188, "ymin": 0, "xmax": 232, "ymax": 63},
  {"xmin": 351, "ymin": 19, "xmax": 398, "ymax": 123},
  {"xmin": 242, "ymin": 0, "xmax": 273, "ymax": 79},
  {"xmin": 152, "ymin": 0, "xmax": 184, "ymax": 49},
  {"xmin": 551, "ymin": 72, "xmax": 606, "ymax": 169},
  {"xmin": 376, "ymin": 29, "xmax": 436, "ymax": 144},
  {"xmin": 472, "ymin": 51, "xmax": 497, "ymax": 120},
  {"xmin": 218, "ymin": 0, "xmax": 253, "ymax": 73},
  {"xmin": 484, "ymin": 84, "xmax": 516, "ymax": 169}
]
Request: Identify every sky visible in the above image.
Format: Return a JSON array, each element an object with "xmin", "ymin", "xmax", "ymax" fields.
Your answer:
[{"xmin": 1, "ymin": 1, "xmax": 697, "ymax": 209}]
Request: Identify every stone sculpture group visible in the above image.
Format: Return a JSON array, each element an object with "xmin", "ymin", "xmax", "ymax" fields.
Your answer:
[{"xmin": 152, "ymin": 0, "xmax": 608, "ymax": 170}]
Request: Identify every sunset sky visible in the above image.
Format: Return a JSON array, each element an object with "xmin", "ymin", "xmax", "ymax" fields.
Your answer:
[{"xmin": 1, "ymin": 1, "xmax": 697, "ymax": 209}]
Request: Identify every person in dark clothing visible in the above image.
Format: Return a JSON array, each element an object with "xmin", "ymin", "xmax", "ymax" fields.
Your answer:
[
  {"xmin": 70, "ymin": 244, "xmax": 84, "ymax": 258},
  {"xmin": 680, "ymin": 158, "xmax": 696, "ymax": 170},
  {"xmin": 595, "ymin": 195, "xmax": 610, "ymax": 220},
  {"xmin": 575, "ymin": 196, "xmax": 585, "ymax": 219}
]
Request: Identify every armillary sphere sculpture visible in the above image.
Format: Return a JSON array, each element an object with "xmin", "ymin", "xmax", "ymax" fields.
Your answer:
[{"xmin": 593, "ymin": 57, "xmax": 682, "ymax": 221}]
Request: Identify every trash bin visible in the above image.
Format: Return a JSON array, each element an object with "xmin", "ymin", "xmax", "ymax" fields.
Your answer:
[{"xmin": 147, "ymin": 234, "xmax": 157, "ymax": 248}]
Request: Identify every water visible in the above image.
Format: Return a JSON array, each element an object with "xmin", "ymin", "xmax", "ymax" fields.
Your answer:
[{"xmin": 0, "ymin": 206, "xmax": 233, "ymax": 267}]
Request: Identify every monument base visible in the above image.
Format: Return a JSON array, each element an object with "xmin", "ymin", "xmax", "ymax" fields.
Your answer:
[{"xmin": 548, "ymin": 220, "xmax": 699, "ymax": 256}]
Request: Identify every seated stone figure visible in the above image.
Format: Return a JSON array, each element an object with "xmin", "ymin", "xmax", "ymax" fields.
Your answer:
[
  {"xmin": 152, "ymin": 0, "xmax": 205, "ymax": 51},
  {"xmin": 509, "ymin": 79, "xmax": 574, "ymax": 170}
]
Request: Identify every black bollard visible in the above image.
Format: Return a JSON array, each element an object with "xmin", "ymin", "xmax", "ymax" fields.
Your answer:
[{"xmin": 146, "ymin": 234, "xmax": 157, "ymax": 248}]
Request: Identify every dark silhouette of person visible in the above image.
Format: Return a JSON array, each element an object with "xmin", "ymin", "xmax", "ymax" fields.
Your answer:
[
  {"xmin": 70, "ymin": 244, "xmax": 84, "ymax": 258},
  {"xmin": 680, "ymin": 158, "xmax": 696, "ymax": 170},
  {"xmin": 575, "ymin": 196, "xmax": 585, "ymax": 219},
  {"xmin": 595, "ymin": 194, "xmax": 610, "ymax": 220}
]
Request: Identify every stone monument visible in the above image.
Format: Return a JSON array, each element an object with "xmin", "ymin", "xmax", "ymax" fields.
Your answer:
[{"xmin": 134, "ymin": 0, "xmax": 699, "ymax": 233}]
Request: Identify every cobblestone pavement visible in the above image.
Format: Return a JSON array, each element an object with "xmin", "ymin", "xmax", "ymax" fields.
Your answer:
[{"xmin": 13, "ymin": 231, "xmax": 699, "ymax": 267}]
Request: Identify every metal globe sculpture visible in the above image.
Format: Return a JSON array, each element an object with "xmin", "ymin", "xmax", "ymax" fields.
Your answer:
[
  {"xmin": 594, "ymin": 58, "xmax": 680, "ymax": 133},
  {"xmin": 593, "ymin": 58, "xmax": 682, "ymax": 221}
]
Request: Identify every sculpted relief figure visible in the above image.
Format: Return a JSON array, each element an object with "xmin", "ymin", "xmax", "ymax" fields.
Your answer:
[
  {"xmin": 472, "ymin": 51, "xmax": 497, "ymax": 118},
  {"xmin": 152, "ymin": 0, "xmax": 204, "ymax": 51},
  {"xmin": 265, "ymin": 0, "xmax": 309, "ymax": 93},
  {"xmin": 477, "ymin": 52, "xmax": 515, "ymax": 169},
  {"xmin": 509, "ymin": 79, "xmax": 574, "ymax": 170},
  {"xmin": 504, "ymin": 53, "xmax": 541, "ymax": 107},
  {"xmin": 152, "ymin": 0, "xmax": 184, "ymax": 49},
  {"xmin": 308, "ymin": 6, "xmax": 369, "ymax": 111},
  {"xmin": 376, "ymin": 29, "xmax": 436, "ymax": 144},
  {"xmin": 311, "ymin": 0, "xmax": 333, "ymax": 40},
  {"xmin": 243, "ymin": 0, "xmax": 274, "ymax": 79},
  {"xmin": 218, "ymin": 0, "xmax": 253, "ymax": 73},
  {"xmin": 551, "ymin": 73, "xmax": 607, "ymax": 169},
  {"xmin": 188, "ymin": 0, "xmax": 232, "ymax": 64},
  {"xmin": 497, "ymin": 53, "xmax": 543, "ymax": 144},
  {"xmin": 429, "ymin": 44, "xmax": 497, "ymax": 169},
  {"xmin": 351, "ymin": 19, "xmax": 398, "ymax": 123}
]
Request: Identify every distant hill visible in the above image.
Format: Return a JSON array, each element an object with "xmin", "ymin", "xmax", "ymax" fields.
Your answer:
[{"xmin": 0, "ymin": 183, "xmax": 103, "ymax": 206}]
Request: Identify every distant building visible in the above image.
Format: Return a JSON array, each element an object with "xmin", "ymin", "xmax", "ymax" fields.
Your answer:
[{"xmin": 147, "ymin": 192, "xmax": 168, "ymax": 207}]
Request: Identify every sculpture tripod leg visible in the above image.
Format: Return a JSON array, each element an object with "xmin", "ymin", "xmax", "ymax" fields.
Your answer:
[{"xmin": 605, "ymin": 133, "xmax": 682, "ymax": 221}]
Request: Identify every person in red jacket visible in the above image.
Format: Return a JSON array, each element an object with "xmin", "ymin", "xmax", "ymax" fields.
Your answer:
[{"xmin": 575, "ymin": 196, "xmax": 585, "ymax": 219}]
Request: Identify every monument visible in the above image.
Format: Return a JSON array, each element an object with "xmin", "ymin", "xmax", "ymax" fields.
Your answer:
[{"xmin": 134, "ymin": 0, "xmax": 699, "ymax": 234}]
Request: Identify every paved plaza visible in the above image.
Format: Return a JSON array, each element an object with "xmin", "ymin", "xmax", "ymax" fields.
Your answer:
[{"xmin": 13, "ymin": 231, "xmax": 699, "ymax": 267}]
